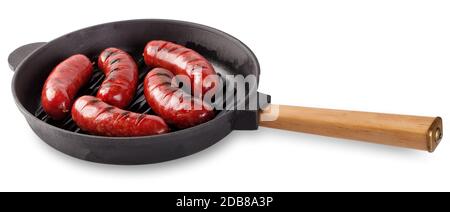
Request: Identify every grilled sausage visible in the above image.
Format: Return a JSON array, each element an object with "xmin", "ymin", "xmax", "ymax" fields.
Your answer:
[
  {"xmin": 144, "ymin": 68, "xmax": 215, "ymax": 129},
  {"xmin": 97, "ymin": 48, "xmax": 138, "ymax": 109},
  {"xmin": 143, "ymin": 40, "xmax": 219, "ymax": 97},
  {"xmin": 41, "ymin": 54, "xmax": 93, "ymax": 120},
  {"xmin": 71, "ymin": 96, "xmax": 169, "ymax": 137}
]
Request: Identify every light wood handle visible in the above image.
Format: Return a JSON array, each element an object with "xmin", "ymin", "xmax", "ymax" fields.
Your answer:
[{"xmin": 259, "ymin": 104, "xmax": 443, "ymax": 152}]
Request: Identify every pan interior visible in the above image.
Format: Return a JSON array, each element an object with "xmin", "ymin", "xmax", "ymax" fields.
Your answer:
[{"xmin": 13, "ymin": 20, "xmax": 260, "ymax": 135}]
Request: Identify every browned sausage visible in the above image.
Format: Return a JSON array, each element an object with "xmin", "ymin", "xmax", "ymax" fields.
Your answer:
[
  {"xmin": 144, "ymin": 68, "xmax": 215, "ymax": 129},
  {"xmin": 71, "ymin": 96, "xmax": 169, "ymax": 137},
  {"xmin": 41, "ymin": 54, "xmax": 93, "ymax": 120},
  {"xmin": 143, "ymin": 40, "xmax": 219, "ymax": 97},
  {"xmin": 97, "ymin": 48, "xmax": 138, "ymax": 108}
]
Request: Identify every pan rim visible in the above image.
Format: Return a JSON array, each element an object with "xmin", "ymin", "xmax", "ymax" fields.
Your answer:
[{"xmin": 11, "ymin": 19, "xmax": 261, "ymax": 141}]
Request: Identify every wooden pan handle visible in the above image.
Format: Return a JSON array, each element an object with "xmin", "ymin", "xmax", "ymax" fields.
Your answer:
[{"xmin": 259, "ymin": 104, "xmax": 443, "ymax": 152}]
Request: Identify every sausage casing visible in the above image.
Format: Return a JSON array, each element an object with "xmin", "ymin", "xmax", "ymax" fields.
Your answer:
[
  {"xmin": 144, "ymin": 68, "xmax": 215, "ymax": 129},
  {"xmin": 97, "ymin": 48, "xmax": 138, "ymax": 109},
  {"xmin": 143, "ymin": 40, "xmax": 219, "ymax": 97},
  {"xmin": 72, "ymin": 96, "xmax": 169, "ymax": 137},
  {"xmin": 41, "ymin": 54, "xmax": 93, "ymax": 120}
]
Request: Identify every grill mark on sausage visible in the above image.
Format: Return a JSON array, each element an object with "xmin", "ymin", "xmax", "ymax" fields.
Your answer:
[
  {"xmin": 157, "ymin": 42, "xmax": 169, "ymax": 52},
  {"xmin": 88, "ymin": 99, "xmax": 100, "ymax": 105},
  {"xmin": 109, "ymin": 67, "xmax": 120, "ymax": 74},
  {"xmin": 98, "ymin": 106, "xmax": 115, "ymax": 116},
  {"xmin": 102, "ymin": 50, "xmax": 120, "ymax": 63},
  {"xmin": 152, "ymin": 72, "xmax": 172, "ymax": 79},
  {"xmin": 94, "ymin": 106, "xmax": 116, "ymax": 123},
  {"xmin": 104, "ymin": 106, "xmax": 115, "ymax": 112},
  {"xmin": 113, "ymin": 111, "xmax": 130, "ymax": 126},
  {"xmin": 109, "ymin": 58, "xmax": 120, "ymax": 66},
  {"xmin": 158, "ymin": 81, "xmax": 172, "ymax": 87},
  {"xmin": 102, "ymin": 78, "xmax": 132, "ymax": 89},
  {"xmin": 166, "ymin": 45, "xmax": 179, "ymax": 53},
  {"xmin": 120, "ymin": 111, "xmax": 130, "ymax": 118},
  {"xmin": 161, "ymin": 89, "xmax": 178, "ymax": 102},
  {"xmin": 149, "ymin": 81, "xmax": 172, "ymax": 93},
  {"xmin": 175, "ymin": 50, "xmax": 191, "ymax": 59},
  {"xmin": 135, "ymin": 113, "xmax": 146, "ymax": 126},
  {"xmin": 78, "ymin": 99, "xmax": 99, "ymax": 112},
  {"xmin": 187, "ymin": 58, "xmax": 203, "ymax": 65},
  {"xmin": 120, "ymin": 111, "xmax": 130, "ymax": 122}
]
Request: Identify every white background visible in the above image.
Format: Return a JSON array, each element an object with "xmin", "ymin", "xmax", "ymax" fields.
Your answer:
[{"xmin": 0, "ymin": 0, "xmax": 449, "ymax": 192}]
